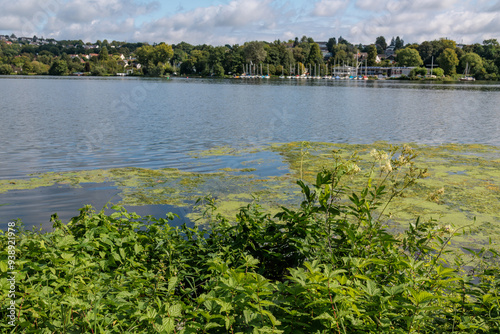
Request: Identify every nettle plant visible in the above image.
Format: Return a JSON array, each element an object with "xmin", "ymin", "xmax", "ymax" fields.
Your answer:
[{"xmin": 1, "ymin": 145, "xmax": 499, "ymax": 333}]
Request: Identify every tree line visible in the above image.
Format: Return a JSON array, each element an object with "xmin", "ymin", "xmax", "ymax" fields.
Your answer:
[{"xmin": 1, "ymin": 35, "xmax": 500, "ymax": 79}]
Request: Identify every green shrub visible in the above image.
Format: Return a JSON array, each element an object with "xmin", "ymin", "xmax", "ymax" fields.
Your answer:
[
  {"xmin": 0, "ymin": 64, "xmax": 13, "ymax": 75},
  {"xmin": 1, "ymin": 145, "xmax": 499, "ymax": 333}
]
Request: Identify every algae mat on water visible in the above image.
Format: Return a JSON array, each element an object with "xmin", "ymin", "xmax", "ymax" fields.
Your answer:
[
  {"xmin": 1, "ymin": 142, "xmax": 499, "ymax": 249},
  {"xmin": 269, "ymin": 142, "xmax": 500, "ymax": 250},
  {"xmin": 0, "ymin": 166, "xmax": 299, "ymax": 225}
]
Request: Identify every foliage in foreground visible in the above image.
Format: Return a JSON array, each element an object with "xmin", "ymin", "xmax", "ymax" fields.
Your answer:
[{"xmin": 1, "ymin": 145, "xmax": 500, "ymax": 333}]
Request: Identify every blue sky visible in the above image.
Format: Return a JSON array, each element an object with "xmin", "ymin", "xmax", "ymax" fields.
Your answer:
[{"xmin": 1, "ymin": 0, "xmax": 499, "ymax": 45}]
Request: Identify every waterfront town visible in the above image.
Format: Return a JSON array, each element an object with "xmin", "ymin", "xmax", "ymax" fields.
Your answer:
[{"xmin": 1, "ymin": 33, "xmax": 499, "ymax": 80}]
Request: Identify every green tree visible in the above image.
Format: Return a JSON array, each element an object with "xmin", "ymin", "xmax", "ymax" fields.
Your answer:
[
  {"xmin": 49, "ymin": 59, "xmax": 68, "ymax": 75},
  {"xmin": 367, "ymin": 44, "xmax": 378, "ymax": 66},
  {"xmin": 135, "ymin": 44, "xmax": 154, "ymax": 66},
  {"xmin": 306, "ymin": 43, "xmax": 323, "ymax": 66},
  {"xmin": 459, "ymin": 52, "xmax": 483, "ymax": 76},
  {"xmin": 223, "ymin": 44, "xmax": 245, "ymax": 75},
  {"xmin": 338, "ymin": 36, "xmax": 350, "ymax": 45},
  {"xmin": 333, "ymin": 49, "xmax": 348, "ymax": 63},
  {"xmin": 172, "ymin": 49, "xmax": 188, "ymax": 64},
  {"xmin": 375, "ymin": 36, "xmax": 387, "ymax": 54},
  {"xmin": 417, "ymin": 41, "xmax": 434, "ymax": 64},
  {"xmin": 30, "ymin": 61, "xmax": 49, "ymax": 74},
  {"xmin": 432, "ymin": 38, "xmax": 457, "ymax": 60},
  {"xmin": 180, "ymin": 58, "xmax": 196, "ymax": 75},
  {"xmin": 37, "ymin": 54, "xmax": 53, "ymax": 65},
  {"xmin": 292, "ymin": 47, "xmax": 305, "ymax": 63},
  {"xmin": 409, "ymin": 67, "xmax": 427, "ymax": 78},
  {"xmin": 326, "ymin": 37, "xmax": 337, "ymax": 52},
  {"xmin": 481, "ymin": 39, "xmax": 499, "ymax": 60},
  {"xmin": 208, "ymin": 46, "xmax": 227, "ymax": 67},
  {"xmin": 153, "ymin": 43, "xmax": 174, "ymax": 64},
  {"xmin": 146, "ymin": 62, "xmax": 164, "ymax": 77},
  {"xmin": 396, "ymin": 47, "xmax": 423, "ymax": 67},
  {"xmin": 91, "ymin": 64, "xmax": 107, "ymax": 76},
  {"xmin": 437, "ymin": 48, "xmax": 459, "ymax": 75},
  {"xmin": 432, "ymin": 67, "xmax": 444, "ymax": 77},
  {"xmin": 243, "ymin": 41, "xmax": 267, "ymax": 64},
  {"xmin": 0, "ymin": 64, "xmax": 12, "ymax": 74},
  {"xmin": 212, "ymin": 63, "xmax": 225, "ymax": 77},
  {"xmin": 22, "ymin": 61, "xmax": 34, "ymax": 74},
  {"xmin": 480, "ymin": 59, "xmax": 498, "ymax": 80},
  {"xmin": 395, "ymin": 36, "xmax": 404, "ymax": 49},
  {"xmin": 98, "ymin": 46, "xmax": 109, "ymax": 61}
]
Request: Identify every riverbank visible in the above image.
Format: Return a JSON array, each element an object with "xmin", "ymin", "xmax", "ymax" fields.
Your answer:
[
  {"xmin": 2, "ymin": 142, "xmax": 498, "ymax": 253},
  {"xmin": 1, "ymin": 144, "xmax": 499, "ymax": 333}
]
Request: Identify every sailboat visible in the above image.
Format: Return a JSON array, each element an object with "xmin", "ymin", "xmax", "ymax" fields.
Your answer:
[{"xmin": 460, "ymin": 63, "xmax": 475, "ymax": 81}]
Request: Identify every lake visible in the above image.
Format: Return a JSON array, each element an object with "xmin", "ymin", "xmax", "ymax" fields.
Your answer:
[{"xmin": 1, "ymin": 76, "xmax": 499, "ymax": 229}]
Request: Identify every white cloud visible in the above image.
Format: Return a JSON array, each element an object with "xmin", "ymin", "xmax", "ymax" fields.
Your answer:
[
  {"xmin": 312, "ymin": 0, "xmax": 347, "ymax": 17},
  {"xmin": 0, "ymin": 0, "xmax": 158, "ymax": 40},
  {"xmin": 349, "ymin": 2, "xmax": 500, "ymax": 45},
  {"xmin": 355, "ymin": 0, "xmax": 388, "ymax": 12},
  {"xmin": 0, "ymin": 0, "xmax": 498, "ymax": 45},
  {"xmin": 138, "ymin": 0, "xmax": 280, "ymax": 44}
]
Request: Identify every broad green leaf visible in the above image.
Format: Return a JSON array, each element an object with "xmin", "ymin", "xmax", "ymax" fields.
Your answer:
[
  {"xmin": 168, "ymin": 276, "xmax": 178, "ymax": 293},
  {"xmin": 0, "ymin": 261, "xmax": 7, "ymax": 272},
  {"xmin": 313, "ymin": 312, "xmax": 335, "ymax": 321},
  {"xmin": 168, "ymin": 304, "xmax": 182, "ymax": 318},
  {"xmin": 163, "ymin": 317, "xmax": 175, "ymax": 334},
  {"xmin": 60, "ymin": 253, "xmax": 74, "ymax": 261}
]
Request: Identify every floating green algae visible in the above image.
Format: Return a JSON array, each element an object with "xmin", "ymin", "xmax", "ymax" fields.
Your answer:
[
  {"xmin": 0, "ymin": 165, "xmax": 300, "ymax": 226},
  {"xmin": 1, "ymin": 142, "xmax": 498, "ymax": 251},
  {"xmin": 187, "ymin": 145, "xmax": 245, "ymax": 158},
  {"xmin": 269, "ymin": 141, "xmax": 500, "ymax": 250}
]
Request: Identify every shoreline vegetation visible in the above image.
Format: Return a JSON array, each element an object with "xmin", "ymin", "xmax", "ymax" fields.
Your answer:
[
  {"xmin": 1, "ymin": 142, "xmax": 499, "ymax": 247},
  {"xmin": 1, "ymin": 35, "xmax": 500, "ymax": 81},
  {"xmin": 1, "ymin": 143, "xmax": 500, "ymax": 332}
]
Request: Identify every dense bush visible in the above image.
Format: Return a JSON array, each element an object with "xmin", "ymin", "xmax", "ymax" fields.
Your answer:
[{"xmin": 1, "ymin": 146, "xmax": 499, "ymax": 333}]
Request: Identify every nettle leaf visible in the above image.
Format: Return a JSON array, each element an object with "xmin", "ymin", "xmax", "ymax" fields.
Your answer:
[
  {"xmin": 262, "ymin": 310, "xmax": 281, "ymax": 326},
  {"xmin": 56, "ymin": 235, "xmax": 76, "ymax": 249},
  {"xmin": 168, "ymin": 303, "xmax": 182, "ymax": 318},
  {"xmin": 134, "ymin": 243, "xmax": 143, "ymax": 254},
  {"xmin": 205, "ymin": 322, "xmax": 222, "ymax": 330},
  {"xmin": 162, "ymin": 317, "xmax": 175, "ymax": 333},
  {"xmin": 0, "ymin": 261, "xmax": 8, "ymax": 272},
  {"xmin": 313, "ymin": 312, "xmax": 335, "ymax": 321},
  {"xmin": 216, "ymin": 300, "xmax": 233, "ymax": 313},
  {"xmin": 243, "ymin": 309, "xmax": 258, "ymax": 324},
  {"xmin": 415, "ymin": 291, "xmax": 436, "ymax": 304},
  {"xmin": 119, "ymin": 247, "xmax": 126, "ymax": 260},
  {"xmin": 116, "ymin": 291, "xmax": 134, "ymax": 300},
  {"xmin": 60, "ymin": 252, "xmax": 74, "ymax": 261},
  {"xmin": 361, "ymin": 279, "xmax": 380, "ymax": 297},
  {"xmin": 168, "ymin": 276, "xmax": 178, "ymax": 293},
  {"xmin": 112, "ymin": 251, "xmax": 121, "ymax": 263}
]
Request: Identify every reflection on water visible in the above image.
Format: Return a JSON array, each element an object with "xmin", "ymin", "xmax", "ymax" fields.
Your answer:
[
  {"xmin": 1, "ymin": 76, "xmax": 499, "ymax": 181},
  {"xmin": 0, "ymin": 182, "xmax": 191, "ymax": 231},
  {"xmin": 1, "ymin": 76, "xmax": 499, "ymax": 229}
]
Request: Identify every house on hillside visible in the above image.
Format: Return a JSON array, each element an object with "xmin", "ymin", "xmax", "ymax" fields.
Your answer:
[
  {"xmin": 385, "ymin": 45, "xmax": 395, "ymax": 56},
  {"xmin": 317, "ymin": 41, "xmax": 332, "ymax": 58}
]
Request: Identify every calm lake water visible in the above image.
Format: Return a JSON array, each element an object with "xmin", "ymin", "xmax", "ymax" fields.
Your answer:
[{"xmin": 1, "ymin": 76, "xmax": 499, "ymax": 228}]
